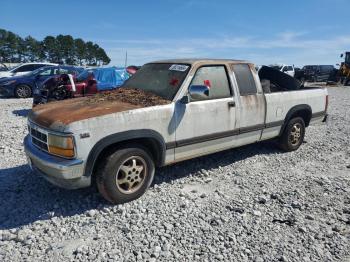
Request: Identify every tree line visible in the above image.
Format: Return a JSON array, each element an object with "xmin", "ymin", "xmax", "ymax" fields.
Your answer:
[{"xmin": 0, "ymin": 28, "xmax": 111, "ymax": 66}]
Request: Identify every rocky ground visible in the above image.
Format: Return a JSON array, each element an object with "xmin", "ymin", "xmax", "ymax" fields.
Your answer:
[{"xmin": 0, "ymin": 86, "xmax": 349, "ymax": 262}]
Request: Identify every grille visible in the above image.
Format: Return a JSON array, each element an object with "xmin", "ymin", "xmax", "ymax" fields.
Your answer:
[{"xmin": 29, "ymin": 123, "xmax": 49, "ymax": 152}]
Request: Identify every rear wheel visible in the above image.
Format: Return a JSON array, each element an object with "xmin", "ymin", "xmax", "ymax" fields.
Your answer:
[
  {"xmin": 279, "ymin": 117, "xmax": 305, "ymax": 152},
  {"xmin": 15, "ymin": 84, "xmax": 32, "ymax": 98},
  {"xmin": 96, "ymin": 145, "xmax": 155, "ymax": 204}
]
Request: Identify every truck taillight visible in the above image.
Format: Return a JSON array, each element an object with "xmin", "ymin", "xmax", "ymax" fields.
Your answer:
[{"xmin": 325, "ymin": 95, "xmax": 329, "ymax": 112}]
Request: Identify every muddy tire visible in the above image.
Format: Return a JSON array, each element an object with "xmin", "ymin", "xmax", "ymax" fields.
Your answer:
[
  {"xmin": 96, "ymin": 145, "xmax": 155, "ymax": 204},
  {"xmin": 15, "ymin": 84, "xmax": 32, "ymax": 98},
  {"xmin": 279, "ymin": 117, "xmax": 305, "ymax": 152}
]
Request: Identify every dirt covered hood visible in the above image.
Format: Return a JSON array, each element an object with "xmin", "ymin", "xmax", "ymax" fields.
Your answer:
[{"xmin": 29, "ymin": 88, "xmax": 171, "ymax": 129}]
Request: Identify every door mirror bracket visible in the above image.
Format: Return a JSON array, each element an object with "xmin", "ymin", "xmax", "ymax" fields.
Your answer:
[{"xmin": 180, "ymin": 95, "xmax": 190, "ymax": 104}]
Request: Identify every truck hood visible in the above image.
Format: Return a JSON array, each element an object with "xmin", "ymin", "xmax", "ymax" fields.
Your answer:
[
  {"xmin": 29, "ymin": 97, "xmax": 141, "ymax": 130},
  {"xmin": 28, "ymin": 88, "xmax": 171, "ymax": 131}
]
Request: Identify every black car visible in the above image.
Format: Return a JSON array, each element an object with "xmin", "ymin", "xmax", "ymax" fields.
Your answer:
[
  {"xmin": 0, "ymin": 65, "xmax": 84, "ymax": 98},
  {"xmin": 299, "ymin": 65, "xmax": 337, "ymax": 83}
]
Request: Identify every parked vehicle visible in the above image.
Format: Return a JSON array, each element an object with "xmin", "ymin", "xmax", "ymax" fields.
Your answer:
[
  {"xmin": 339, "ymin": 52, "xmax": 350, "ymax": 85},
  {"xmin": 0, "ymin": 63, "xmax": 8, "ymax": 72},
  {"xmin": 24, "ymin": 59, "xmax": 328, "ymax": 204},
  {"xmin": 0, "ymin": 65, "xmax": 83, "ymax": 98},
  {"xmin": 33, "ymin": 67, "xmax": 131, "ymax": 105},
  {"xmin": 295, "ymin": 65, "xmax": 338, "ymax": 83},
  {"xmin": 0, "ymin": 62, "xmax": 58, "ymax": 79},
  {"xmin": 270, "ymin": 64, "xmax": 295, "ymax": 77}
]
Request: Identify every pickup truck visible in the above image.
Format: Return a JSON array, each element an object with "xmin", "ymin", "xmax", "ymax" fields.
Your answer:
[{"xmin": 24, "ymin": 59, "xmax": 328, "ymax": 204}]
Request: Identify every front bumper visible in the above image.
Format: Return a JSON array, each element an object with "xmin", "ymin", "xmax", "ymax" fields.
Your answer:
[{"xmin": 24, "ymin": 135, "xmax": 91, "ymax": 189}]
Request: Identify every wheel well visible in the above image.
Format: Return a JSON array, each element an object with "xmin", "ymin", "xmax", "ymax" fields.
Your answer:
[
  {"xmin": 289, "ymin": 109, "xmax": 312, "ymax": 127},
  {"xmin": 90, "ymin": 137, "xmax": 163, "ymax": 185},
  {"xmin": 279, "ymin": 106, "xmax": 312, "ymax": 137}
]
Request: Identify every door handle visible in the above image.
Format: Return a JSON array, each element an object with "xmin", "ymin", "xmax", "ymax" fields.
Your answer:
[{"xmin": 228, "ymin": 101, "xmax": 236, "ymax": 107}]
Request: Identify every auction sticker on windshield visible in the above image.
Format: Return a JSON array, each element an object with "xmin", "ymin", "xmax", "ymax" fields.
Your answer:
[{"xmin": 169, "ymin": 64, "xmax": 189, "ymax": 72}]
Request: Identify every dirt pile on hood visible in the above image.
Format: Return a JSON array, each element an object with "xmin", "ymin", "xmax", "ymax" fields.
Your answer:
[{"xmin": 85, "ymin": 88, "xmax": 171, "ymax": 107}]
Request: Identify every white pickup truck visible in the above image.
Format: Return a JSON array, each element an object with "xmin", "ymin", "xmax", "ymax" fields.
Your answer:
[{"xmin": 24, "ymin": 59, "xmax": 328, "ymax": 204}]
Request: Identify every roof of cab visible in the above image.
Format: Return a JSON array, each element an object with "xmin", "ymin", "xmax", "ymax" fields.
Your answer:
[{"xmin": 150, "ymin": 58, "xmax": 251, "ymax": 65}]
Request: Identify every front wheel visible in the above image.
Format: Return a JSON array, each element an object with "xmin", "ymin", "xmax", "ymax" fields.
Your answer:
[
  {"xmin": 15, "ymin": 84, "xmax": 32, "ymax": 98},
  {"xmin": 96, "ymin": 145, "xmax": 155, "ymax": 204},
  {"xmin": 279, "ymin": 117, "xmax": 305, "ymax": 152}
]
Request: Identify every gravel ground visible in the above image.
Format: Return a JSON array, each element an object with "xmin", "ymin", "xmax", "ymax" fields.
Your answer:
[{"xmin": 0, "ymin": 86, "xmax": 349, "ymax": 262}]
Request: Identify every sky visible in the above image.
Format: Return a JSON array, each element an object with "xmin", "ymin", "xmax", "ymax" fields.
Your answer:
[{"xmin": 1, "ymin": 0, "xmax": 349, "ymax": 66}]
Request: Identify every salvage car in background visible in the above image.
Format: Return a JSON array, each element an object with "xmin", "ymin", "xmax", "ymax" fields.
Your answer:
[
  {"xmin": 294, "ymin": 65, "xmax": 338, "ymax": 84},
  {"xmin": 0, "ymin": 65, "xmax": 83, "ymax": 98},
  {"xmin": 0, "ymin": 62, "xmax": 58, "ymax": 79},
  {"xmin": 33, "ymin": 67, "xmax": 132, "ymax": 105},
  {"xmin": 25, "ymin": 59, "xmax": 328, "ymax": 204}
]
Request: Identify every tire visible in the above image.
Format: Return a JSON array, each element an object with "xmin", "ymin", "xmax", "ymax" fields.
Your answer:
[
  {"xmin": 345, "ymin": 78, "xmax": 350, "ymax": 86},
  {"xmin": 96, "ymin": 145, "xmax": 155, "ymax": 204},
  {"xmin": 279, "ymin": 117, "xmax": 305, "ymax": 152},
  {"xmin": 15, "ymin": 84, "xmax": 32, "ymax": 98}
]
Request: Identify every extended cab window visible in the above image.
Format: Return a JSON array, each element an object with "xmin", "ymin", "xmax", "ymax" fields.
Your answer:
[
  {"xmin": 232, "ymin": 64, "xmax": 257, "ymax": 96},
  {"xmin": 190, "ymin": 66, "xmax": 231, "ymax": 101}
]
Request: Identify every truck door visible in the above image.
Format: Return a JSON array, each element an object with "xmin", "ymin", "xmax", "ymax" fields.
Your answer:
[
  {"xmin": 231, "ymin": 64, "xmax": 265, "ymax": 145},
  {"xmin": 173, "ymin": 65, "xmax": 237, "ymax": 161}
]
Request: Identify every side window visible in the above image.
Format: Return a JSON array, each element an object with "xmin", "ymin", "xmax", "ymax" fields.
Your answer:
[
  {"xmin": 59, "ymin": 68, "xmax": 69, "ymax": 74},
  {"xmin": 232, "ymin": 64, "xmax": 257, "ymax": 96},
  {"xmin": 39, "ymin": 68, "xmax": 52, "ymax": 76},
  {"xmin": 286, "ymin": 66, "xmax": 293, "ymax": 71},
  {"xmin": 13, "ymin": 64, "xmax": 34, "ymax": 73},
  {"xmin": 190, "ymin": 66, "xmax": 231, "ymax": 101}
]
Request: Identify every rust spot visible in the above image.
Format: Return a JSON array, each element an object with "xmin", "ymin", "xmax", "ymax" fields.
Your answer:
[
  {"xmin": 241, "ymin": 94, "xmax": 259, "ymax": 109},
  {"xmin": 30, "ymin": 88, "xmax": 171, "ymax": 128}
]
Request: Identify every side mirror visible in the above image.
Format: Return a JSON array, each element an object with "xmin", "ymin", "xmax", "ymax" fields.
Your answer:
[
  {"xmin": 340, "ymin": 53, "xmax": 344, "ymax": 58},
  {"xmin": 188, "ymin": 85, "xmax": 210, "ymax": 100}
]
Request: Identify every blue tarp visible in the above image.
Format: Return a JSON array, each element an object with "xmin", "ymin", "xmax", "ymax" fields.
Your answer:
[{"xmin": 90, "ymin": 67, "xmax": 130, "ymax": 91}]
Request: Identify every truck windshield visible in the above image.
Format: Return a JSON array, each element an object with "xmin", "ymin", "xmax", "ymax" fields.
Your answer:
[{"xmin": 122, "ymin": 63, "xmax": 190, "ymax": 100}]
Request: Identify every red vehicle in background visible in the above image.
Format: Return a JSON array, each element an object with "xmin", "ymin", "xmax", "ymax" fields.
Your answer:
[{"xmin": 33, "ymin": 66, "xmax": 139, "ymax": 106}]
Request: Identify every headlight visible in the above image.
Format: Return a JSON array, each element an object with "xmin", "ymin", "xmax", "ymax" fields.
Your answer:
[
  {"xmin": 48, "ymin": 134, "xmax": 75, "ymax": 158},
  {"xmin": 1, "ymin": 80, "xmax": 16, "ymax": 86}
]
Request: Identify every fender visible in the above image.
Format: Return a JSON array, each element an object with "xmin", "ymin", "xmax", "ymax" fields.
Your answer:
[
  {"xmin": 83, "ymin": 129, "xmax": 166, "ymax": 177},
  {"xmin": 279, "ymin": 104, "xmax": 312, "ymax": 136}
]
